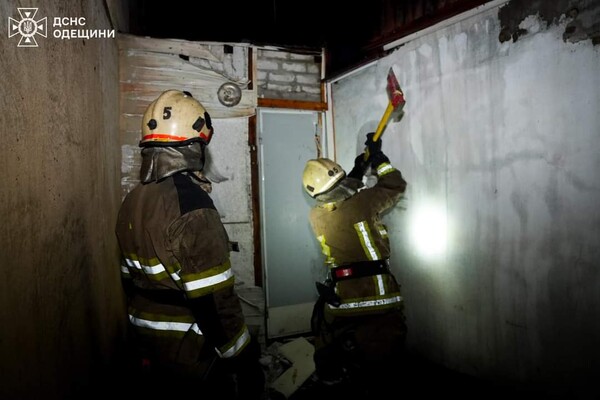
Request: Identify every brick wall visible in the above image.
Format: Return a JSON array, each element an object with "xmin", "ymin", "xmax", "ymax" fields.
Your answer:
[{"xmin": 257, "ymin": 49, "xmax": 323, "ymax": 102}]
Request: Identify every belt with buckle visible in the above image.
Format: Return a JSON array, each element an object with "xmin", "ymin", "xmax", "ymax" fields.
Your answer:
[{"xmin": 331, "ymin": 259, "xmax": 390, "ymax": 283}]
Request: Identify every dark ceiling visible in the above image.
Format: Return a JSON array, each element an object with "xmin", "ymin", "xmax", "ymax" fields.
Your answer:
[{"xmin": 128, "ymin": 0, "xmax": 491, "ymax": 79}]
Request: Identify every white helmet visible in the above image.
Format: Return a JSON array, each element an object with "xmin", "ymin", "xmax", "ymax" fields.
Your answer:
[
  {"xmin": 140, "ymin": 90, "xmax": 213, "ymax": 147},
  {"xmin": 302, "ymin": 158, "xmax": 345, "ymax": 197}
]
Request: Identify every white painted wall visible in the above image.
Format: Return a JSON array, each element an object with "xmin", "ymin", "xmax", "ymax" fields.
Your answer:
[{"xmin": 330, "ymin": 5, "xmax": 600, "ymax": 397}]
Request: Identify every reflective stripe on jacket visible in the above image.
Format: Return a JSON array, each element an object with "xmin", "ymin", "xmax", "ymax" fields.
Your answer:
[
  {"xmin": 309, "ymin": 162, "xmax": 406, "ymax": 316},
  {"xmin": 116, "ymin": 172, "xmax": 250, "ymax": 364}
]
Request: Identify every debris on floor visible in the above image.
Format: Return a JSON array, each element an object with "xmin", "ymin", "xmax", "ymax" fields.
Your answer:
[{"xmin": 260, "ymin": 336, "xmax": 316, "ymax": 399}]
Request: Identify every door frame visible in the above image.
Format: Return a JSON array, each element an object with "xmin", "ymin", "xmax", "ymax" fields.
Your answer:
[{"xmin": 256, "ymin": 107, "xmax": 328, "ymax": 339}]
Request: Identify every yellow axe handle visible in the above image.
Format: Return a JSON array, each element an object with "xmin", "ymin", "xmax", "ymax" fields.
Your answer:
[{"xmin": 364, "ymin": 100, "xmax": 395, "ymax": 161}]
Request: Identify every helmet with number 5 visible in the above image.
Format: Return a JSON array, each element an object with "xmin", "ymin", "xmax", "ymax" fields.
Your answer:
[
  {"xmin": 140, "ymin": 90, "xmax": 214, "ymax": 147},
  {"xmin": 302, "ymin": 158, "xmax": 346, "ymax": 198}
]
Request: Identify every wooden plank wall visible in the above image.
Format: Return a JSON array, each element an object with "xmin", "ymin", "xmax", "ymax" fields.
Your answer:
[{"xmin": 118, "ymin": 33, "xmax": 257, "ymax": 198}]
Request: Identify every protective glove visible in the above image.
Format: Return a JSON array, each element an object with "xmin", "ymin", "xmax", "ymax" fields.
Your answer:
[
  {"xmin": 365, "ymin": 132, "xmax": 382, "ymax": 157},
  {"xmin": 347, "ymin": 153, "xmax": 369, "ymax": 180},
  {"xmin": 369, "ymin": 151, "xmax": 391, "ymax": 172}
]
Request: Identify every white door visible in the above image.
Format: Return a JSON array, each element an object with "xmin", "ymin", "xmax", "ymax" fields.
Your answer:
[{"xmin": 258, "ymin": 109, "xmax": 327, "ymax": 339}]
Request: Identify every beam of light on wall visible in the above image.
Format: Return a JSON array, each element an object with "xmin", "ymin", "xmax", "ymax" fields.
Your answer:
[{"xmin": 410, "ymin": 202, "xmax": 448, "ymax": 260}]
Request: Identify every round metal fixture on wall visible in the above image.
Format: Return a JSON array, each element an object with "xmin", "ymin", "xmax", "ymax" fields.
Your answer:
[{"xmin": 217, "ymin": 82, "xmax": 242, "ymax": 107}]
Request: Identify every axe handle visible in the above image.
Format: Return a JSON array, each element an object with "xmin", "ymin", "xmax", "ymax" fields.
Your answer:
[{"xmin": 364, "ymin": 101, "xmax": 395, "ymax": 161}]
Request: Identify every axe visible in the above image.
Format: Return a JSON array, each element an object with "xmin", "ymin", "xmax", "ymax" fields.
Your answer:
[{"xmin": 364, "ymin": 65, "xmax": 405, "ymax": 161}]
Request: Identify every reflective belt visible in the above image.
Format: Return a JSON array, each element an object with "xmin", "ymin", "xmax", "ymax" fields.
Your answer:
[
  {"xmin": 329, "ymin": 294, "xmax": 403, "ymax": 311},
  {"xmin": 331, "ymin": 259, "xmax": 390, "ymax": 283}
]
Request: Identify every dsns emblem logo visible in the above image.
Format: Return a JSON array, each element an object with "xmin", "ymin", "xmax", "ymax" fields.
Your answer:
[{"xmin": 8, "ymin": 8, "xmax": 47, "ymax": 47}]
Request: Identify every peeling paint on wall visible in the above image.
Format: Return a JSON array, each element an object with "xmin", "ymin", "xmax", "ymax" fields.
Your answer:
[
  {"xmin": 498, "ymin": 0, "xmax": 600, "ymax": 44},
  {"xmin": 332, "ymin": 2, "xmax": 600, "ymax": 396}
]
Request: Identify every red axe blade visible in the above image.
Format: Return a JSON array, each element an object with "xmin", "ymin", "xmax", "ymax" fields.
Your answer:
[{"xmin": 364, "ymin": 66, "xmax": 405, "ymax": 160}]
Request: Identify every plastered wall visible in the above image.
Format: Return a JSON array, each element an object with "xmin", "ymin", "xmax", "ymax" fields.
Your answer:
[
  {"xmin": 331, "ymin": 2, "xmax": 600, "ymax": 397},
  {"xmin": 0, "ymin": 1, "xmax": 125, "ymax": 399}
]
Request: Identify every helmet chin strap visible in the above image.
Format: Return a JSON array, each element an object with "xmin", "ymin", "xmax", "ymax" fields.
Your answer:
[{"xmin": 140, "ymin": 142, "xmax": 205, "ymax": 183}]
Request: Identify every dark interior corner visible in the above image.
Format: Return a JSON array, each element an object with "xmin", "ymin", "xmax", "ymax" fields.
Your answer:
[{"xmin": 126, "ymin": 0, "xmax": 494, "ymax": 80}]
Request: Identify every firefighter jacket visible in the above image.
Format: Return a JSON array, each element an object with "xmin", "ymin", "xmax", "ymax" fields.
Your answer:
[
  {"xmin": 309, "ymin": 160, "xmax": 407, "ymax": 316},
  {"xmin": 115, "ymin": 171, "xmax": 250, "ymax": 369}
]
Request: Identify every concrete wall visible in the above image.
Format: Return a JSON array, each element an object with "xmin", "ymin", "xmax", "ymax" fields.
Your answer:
[
  {"xmin": 0, "ymin": 1, "xmax": 125, "ymax": 399},
  {"xmin": 330, "ymin": 1, "xmax": 600, "ymax": 397}
]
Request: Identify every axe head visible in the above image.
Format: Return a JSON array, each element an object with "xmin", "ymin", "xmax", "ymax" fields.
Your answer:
[
  {"xmin": 386, "ymin": 66, "xmax": 406, "ymax": 109},
  {"xmin": 364, "ymin": 65, "xmax": 407, "ymax": 149}
]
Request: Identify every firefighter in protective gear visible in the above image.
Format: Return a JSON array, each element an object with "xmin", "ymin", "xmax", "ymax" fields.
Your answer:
[
  {"xmin": 302, "ymin": 132, "xmax": 407, "ymax": 394},
  {"xmin": 116, "ymin": 89, "xmax": 264, "ymax": 398}
]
